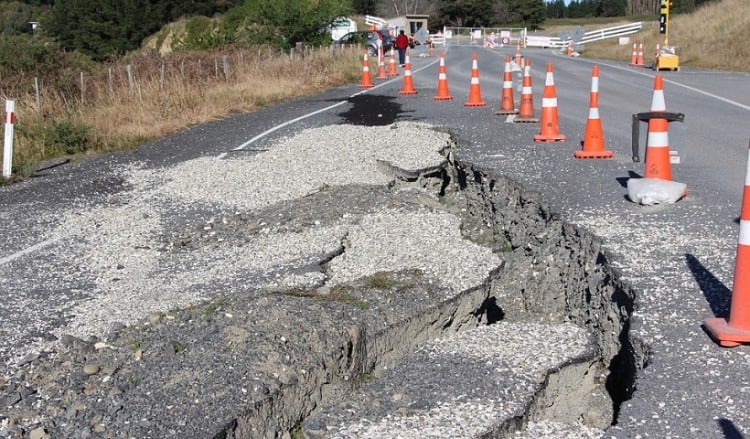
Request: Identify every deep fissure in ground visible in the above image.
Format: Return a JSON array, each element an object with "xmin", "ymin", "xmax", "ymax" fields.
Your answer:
[
  {"xmin": 0, "ymin": 134, "xmax": 650, "ymax": 438},
  {"xmin": 223, "ymin": 141, "xmax": 650, "ymax": 437}
]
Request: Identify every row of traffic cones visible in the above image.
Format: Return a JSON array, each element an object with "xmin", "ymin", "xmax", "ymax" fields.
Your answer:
[
  {"xmin": 629, "ymin": 42, "xmax": 645, "ymax": 66},
  {"xmin": 363, "ymin": 49, "xmax": 674, "ymax": 177},
  {"xmin": 631, "ymin": 42, "xmax": 672, "ymax": 68},
  {"xmin": 359, "ymin": 48, "xmax": 402, "ymax": 88},
  {"xmin": 363, "ymin": 47, "xmax": 750, "ymax": 351}
]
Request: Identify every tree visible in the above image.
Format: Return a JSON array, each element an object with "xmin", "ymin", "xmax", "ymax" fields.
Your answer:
[
  {"xmin": 546, "ymin": 0, "xmax": 567, "ymax": 18},
  {"xmin": 41, "ymin": 0, "xmax": 236, "ymax": 60},
  {"xmin": 499, "ymin": 0, "xmax": 546, "ymax": 28},
  {"xmin": 236, "ymin": 0, "xmax": 353, "ymax": 49},
  {"xmin": 0, "ymin": 1, "xmax": 37, "ymax": 36},
  {"xmin": 599, "ymin": 0, "xmax": 627, "ymax": 16},
  {"xmin": 436, "ymin": 0, "xmax": 495, "ymax": 27},
  {"xmin": 353, "ymin": 0, "xmax": 378, "ymax": 14}
]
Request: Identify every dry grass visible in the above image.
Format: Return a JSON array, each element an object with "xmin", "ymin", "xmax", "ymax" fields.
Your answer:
[
  {"xmin": 3, "ymin": 1, "xmax": 746, "ymax": 180},
  {"xmin": 4, "ymin": 45, "xmax": 364, "ymax": 179},
  {"xmin": 581, "ymin": 0, "xmax": 750, "ymax": 72}
]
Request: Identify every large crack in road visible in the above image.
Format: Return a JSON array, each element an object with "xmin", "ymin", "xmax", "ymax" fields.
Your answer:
[{"xmin": 0, "ymin": 123, "xmax": 647, "ymax": 438}]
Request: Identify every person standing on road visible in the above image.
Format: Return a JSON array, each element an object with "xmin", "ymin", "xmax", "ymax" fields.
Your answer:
[{"xmin": 395, "ymin": 30, "xmax": 409, "ymax": 66}]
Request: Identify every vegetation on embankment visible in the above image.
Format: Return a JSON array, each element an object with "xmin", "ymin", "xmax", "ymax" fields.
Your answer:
[
  {"xmin": 1, "ymin": 0, "xmax": 745, "ymax": 182},
  {"xmin": 579, "ymin": 0, "xmax": 750, "ymax": 71},
  {"xmin": 0, "ymin": 46, "xmax": 361, "ymax": 181}
]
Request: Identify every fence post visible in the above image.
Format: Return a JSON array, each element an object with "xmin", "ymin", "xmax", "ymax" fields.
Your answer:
[
  {"xmin": 80, "ymin": 71, "xmax": 85, "ymax": 104},
  {"xmin": 3, "ymin": 100, "xmax": 15, "ymax": 179},
  {"xmin": 127, "ymin": 64, "xmax": 134, "ymax": 91},
  {"xmin": 34, "ymin": 77, "xmax": 40, "ymax": 107}
]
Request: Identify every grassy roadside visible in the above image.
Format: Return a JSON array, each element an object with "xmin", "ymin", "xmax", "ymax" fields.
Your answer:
[
  {"xmin": 2, "ymin": 46, "xmax": 363, "ymax": 182},
  {"xmin": 2, "ymin": 0, "xmax": 745, "ymax": 183},
  {"xmin": 574, "ymin": 0, "xmax": 750, "ymax": 71}
]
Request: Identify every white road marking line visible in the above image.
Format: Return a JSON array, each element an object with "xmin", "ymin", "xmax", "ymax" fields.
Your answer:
[
  {"xmin": 0, "ymin": 236, "xmax": 62, "ymax": 267},
  {"xmin": 219, "ymin": 55, "xmax": 441, "ymax": 157},
  {"xmin": 586, "ymin": 60, "xmax": 750, "ymax": 112}
]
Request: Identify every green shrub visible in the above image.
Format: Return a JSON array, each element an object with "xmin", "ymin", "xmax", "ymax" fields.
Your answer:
[{"xmin": 44, "ymin": 119, "xmax": 91, "ymax": 155}]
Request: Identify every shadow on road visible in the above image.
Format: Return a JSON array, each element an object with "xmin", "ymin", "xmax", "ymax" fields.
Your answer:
[{"xmin": 685, "ymin": 253, "xmax": 731, "ymax": 318}]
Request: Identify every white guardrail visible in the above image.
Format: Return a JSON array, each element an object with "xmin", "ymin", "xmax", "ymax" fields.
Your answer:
[
  {"xmin": 365, "ymin": 15, "xmax": 388, "ymax": 29},
  {"xmin": 431, "ymin": 22, "xmax": 641, "ymax": 49},
  {"xmin": 525, "ymin": 21, "xmax": 642, "ymax": 48}
]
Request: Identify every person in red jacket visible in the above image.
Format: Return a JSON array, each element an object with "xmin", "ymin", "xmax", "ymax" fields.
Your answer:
[{"xmin": 395, "ymin": 30, "xmax": 409, "ymax": 66}]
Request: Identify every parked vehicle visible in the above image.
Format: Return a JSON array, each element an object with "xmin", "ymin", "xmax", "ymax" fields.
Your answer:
[{"xmin": 333, "ymin": 30, "xmax": 394, "ymax": 56}]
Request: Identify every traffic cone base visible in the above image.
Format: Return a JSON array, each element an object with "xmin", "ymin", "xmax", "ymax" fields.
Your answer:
[
  {"xmin": 534, "ymin": 133, "xmax": 567, "ymax": 142},
  {"xmin": 575, "ymin": 149, "xmax": 613, "ymax": 159},
  {"xmin": 514, "ymin": 116, "xmax": 539, "ymax": 123},
  {"xmin": 704, "ymin": 318, "xmax": 750, "ymax": 347}
]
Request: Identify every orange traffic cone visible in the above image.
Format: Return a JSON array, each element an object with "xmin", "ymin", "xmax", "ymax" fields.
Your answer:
[
  {"xmin": 533, "ymin": 63, "xmax": 566, "ymax": 141},
  {"xmin": 567, "ymin": 40, "xmax": 573, "ymax": 56},
  {"xmin": 359, "ymin": 52, "xmax": 374, "ymax": 88},
  {"xmin": 464, "ymin": 53, "xmax": 486, "ymax": 107},
  {"xmin": 514, "ymin": 60, "xmax": 538, "ymax": 123},
  {"xmin": 575, "ymin": 65, "xmax": 613, "ymax": 158},
  {"xmin": 514, "ymin": 43, "xmax": 523, "ymax": 69},
  {"xmin": 653, "ymin": 44, "xmax": 660, "ymax": 67},
  {"xmin": 375, "ymin": 47, "xmax": 387, "ymax": 80},
  {"xmin": 629, "ymin": 42, "xmax": 638, "ymax": 65},
  {"xmin": 636, "ymin": 43, "xmax": 644, "ymax": 66},
  {"xmin": 429, "ymin": 43, "xmax": 435, "ymax": 57},
  {"xmin": 644, "ymin": 75, "xmax": 673, "ymax": 180},
  {"xmin": 496, "ymin": 55, "xmax": 517, "ymax": 115},
  {"xmin": 399, "ymin": 51, "xmax": 417, "ymax": 95},
  {"xmin": 434, "ymin": 52, "xmax": 453, "ymax": 101},
  {"xmin": 387, "ymin": 48, "xmax": 399, "ymax": 77},
  {"xmin": 704, "ymin": 141, "xmax": 750, "ymax": 347},
  {"xmin": 636, "ymin": 42, "xmax": 645, "ymax": 66}
]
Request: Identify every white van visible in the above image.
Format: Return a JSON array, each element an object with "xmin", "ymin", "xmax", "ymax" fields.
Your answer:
[{"xmin": 330, "ymin": 17, "xmax": 357, "ymax": 41}]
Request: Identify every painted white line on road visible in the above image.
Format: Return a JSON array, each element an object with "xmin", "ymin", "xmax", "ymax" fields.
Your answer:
[
  {"xmin": 216, "ymin": 101, "xmax": 348, "ymax": 159},
  {"xmin": 220, "ymin": 55, "xmax": 441, "ymax": 157},
  {"xmin": 587, "ymin": 60, "xmax": 750, "ymax": 112},
  {"xmin": 0, "ymin": 236, "xmax": 62, "ymax": 267}
]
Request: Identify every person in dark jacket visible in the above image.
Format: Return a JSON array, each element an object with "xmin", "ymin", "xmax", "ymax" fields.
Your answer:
[{"xmin": 395, "ymin": 30, "xmax": 409, "ymax": 66}]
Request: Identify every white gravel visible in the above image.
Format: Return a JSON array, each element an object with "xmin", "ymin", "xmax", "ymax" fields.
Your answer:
[
  {"xmin": 47, "ymin": 122, "xmax": 499, "ymax": 340},
  {"xmin": 129, "ymin": 122, "xmax": 450, "ymax": 211}
]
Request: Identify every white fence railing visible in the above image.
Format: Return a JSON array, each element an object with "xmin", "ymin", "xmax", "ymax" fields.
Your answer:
[
  {"xmin": 579, "ymin": 21, "xmax": 643, "ymax": 44},
  {"xmin": 525, "ymin": 21, "xmax": 643, "ymax": 48},
  {"xmin": 439, "ymin": 27, "xmax": 528, "ymax": 48},
  {"xmin": 365, "ymin": 15, "xmax": 388, "ymax": 29},
  {"xmin": 429, "ymin": 22, "xmax": 642, "ymax": 50}
]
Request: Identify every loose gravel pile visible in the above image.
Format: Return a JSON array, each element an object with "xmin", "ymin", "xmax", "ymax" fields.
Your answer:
[{"xmin": 3, "ymin": 122, "xmax": 547, "ymax": 438}]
